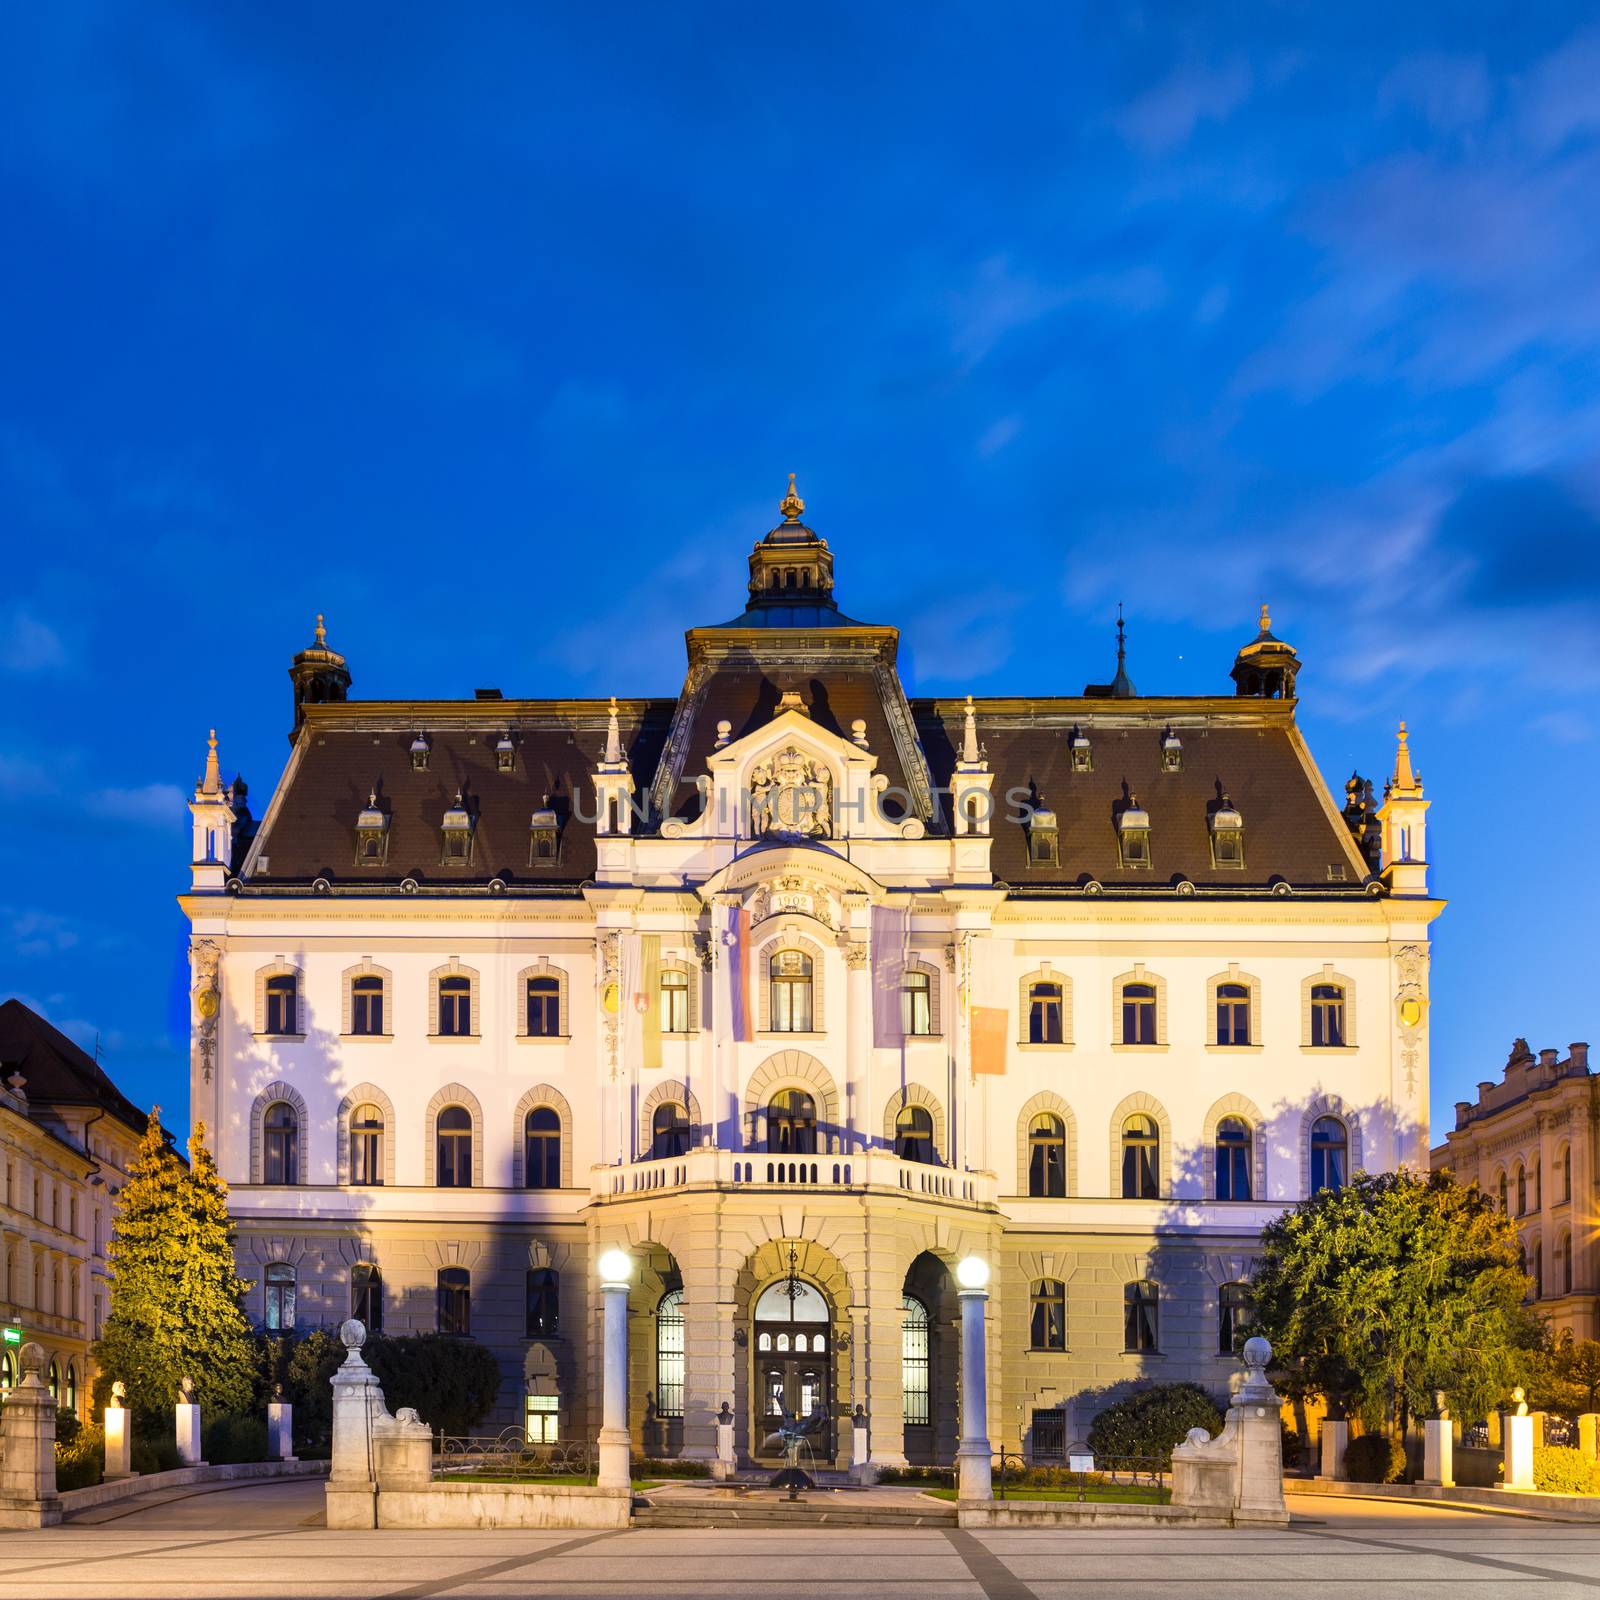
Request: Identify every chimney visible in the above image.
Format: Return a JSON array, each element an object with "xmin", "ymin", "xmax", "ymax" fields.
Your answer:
[
  {"xmin": 1454, "ymin": 1101, "xmax": 1473, "ymax": 1130},
  {"xmin": 1540, "ymin": 1048, "xmax": 1560, "ymax": 1073},
  {"xmin": 1570, "ymin": 1042, "xmax": 1590, "ymax": 1073}
]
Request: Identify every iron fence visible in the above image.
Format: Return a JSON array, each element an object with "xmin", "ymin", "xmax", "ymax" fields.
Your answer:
[{"xmin": 434, "ymin": 1429, "xmax": 594, "ymax": 1480}]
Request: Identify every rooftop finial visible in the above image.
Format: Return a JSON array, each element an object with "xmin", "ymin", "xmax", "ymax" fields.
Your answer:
[
  {"xmin": 314, "ymin": 613, "xmax": 327, "ymax": 646},
  {"xmin": 1392, "ymin": 719, "xmax": 1420, "ymax": 793},
  {"xmin": 603, "ymin": 696, "xmax": 623, "ymax": 764},
  {"xmin": 1259, "ymin": 603, "xmax": 1271, "ymax": 633},
  {"xmin": 1116, "ymin": 602, "xmax": 1126, "ymax": 664},
  {"xmin": 200, "ymin": 729, "xmax": 222, "ymax": 795},
  {"xmin": 779, "ymin": 472, "xmax": 805, "ymax": 523},
  {"xmin": 961, "ymin": 694, "xmax": 980, "ymax": 765}
]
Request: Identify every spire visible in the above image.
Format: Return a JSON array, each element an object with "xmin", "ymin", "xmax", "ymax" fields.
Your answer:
[
  {"xmin": 200, "ymin": 729, "xmax": 222, "ymax": 796},
  {"xmin": 779, "ymin": 472, "xmax": 805, "ymax": 523},
  {"xmin": 602, "ymin": 696, "xmax": 624, "ymax": 766},
  {"xmin": 314, "ymin": 612, "xmax": 327, "ymax": 647},
  {"xmin": 961, "ymin": 694, "xmax": 981, "ymax": 765},
  {"xmin": 1390, "ymin": 720, "xmax": 1422, "ymax": 796},
  {"xmin": 1082, "ymin": 605, "xmax": 1137, "ymax": 697}
]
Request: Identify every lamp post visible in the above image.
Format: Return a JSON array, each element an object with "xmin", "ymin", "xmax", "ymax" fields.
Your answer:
[
  {"xmin": 597, "ymin": 1248, "xmax": 632, "ymax": 1491},
  {"xmin": 955, "ymin": 1255, "xmax": 993, "ymax": 1501}
]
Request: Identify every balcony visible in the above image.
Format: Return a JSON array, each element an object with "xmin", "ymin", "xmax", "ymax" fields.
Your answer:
[{"xmin": 592, "ymin": 1145, "xmax": 996, "ymax": 1207}]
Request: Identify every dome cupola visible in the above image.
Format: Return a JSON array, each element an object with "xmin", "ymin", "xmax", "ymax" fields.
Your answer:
[
  {"xmin": 289, "ymin": 614, "xmax": 352, "ymax": 742},
  {"xmin": 1231, "ymin": 605, "xmax": 1300, "ymax": 699}
]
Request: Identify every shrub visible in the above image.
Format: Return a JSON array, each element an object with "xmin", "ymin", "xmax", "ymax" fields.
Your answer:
[
  {"xmin": 876, "ymin": 1465, "xmax": 955, "ymax": 1485},
  {"xmin": 1533, "ymin": 1446, "xmax": 1600, "ymax": 1495},
  {"xmin": 634, "ymin": 1457, "xmax": 711, "ymax": 1479},
  {"xmin": 56, "ymin": 1422, "xmax": 104, "ymax": 1491},
  {"xmin": 131, "ymin": 1432, "xmax": 181, "ymax": 1476},
  {"xmin": 1281, "ymin": 1426, "xmax": 1306, "ymax": 1468},
  {"xmin": 1344, "ymin": 1432, "xmax": 1406, "ymax": 1484},
  {"xmin": 203, "ymin": 1414, "xmax": 269, "ymax": 1465},
  {"xmin": 1087, "ymin": 1384, "xmax": 1225, "ymax": 1464}
]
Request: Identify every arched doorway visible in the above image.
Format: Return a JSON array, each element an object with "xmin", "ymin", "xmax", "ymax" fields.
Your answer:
[
  {"xmin": 903, "ymin": 1251, "xmax": 959, "ymax": 1465},
  {"xmin": 753, "ymin": 1277, "xmax": 834, "ymax": 1462}
]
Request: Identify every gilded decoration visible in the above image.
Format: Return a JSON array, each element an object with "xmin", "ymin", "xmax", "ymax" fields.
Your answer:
[
  {"xmin": 750, "ymin": 747, "xmax": 832, "ymax": 838},
  {"xmin": 1394, "ymin": 941, "xmax": 1429, "ymax": 1095},
  {"xmin": 191, "ymin": 939, "xmax": 222, "ymax": 1083}
]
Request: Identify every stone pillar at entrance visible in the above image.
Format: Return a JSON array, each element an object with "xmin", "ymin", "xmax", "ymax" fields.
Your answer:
[
  {"xmin": 597, "ymin": 1249, "xmax": 633, "ymax": 1490},
  {"xmin": 955, "ymin": 1257, "xmax": 993, "ymax": 1501}
]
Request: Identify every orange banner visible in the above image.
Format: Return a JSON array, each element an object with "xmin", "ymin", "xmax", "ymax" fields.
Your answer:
[{"xmin": 971, "ymin": 1005, "xmax": 1008, "ymax": 1075}]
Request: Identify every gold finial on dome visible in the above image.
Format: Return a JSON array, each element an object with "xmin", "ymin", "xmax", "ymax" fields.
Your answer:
[
  {"xmin": 314, "ymin": 613, "xmax": 327, "ymax": 646},
  {"xmin": 1259, "ymin": 603, "xmax": 1271, "ymax": 632},
  {"xmin": 779, "ymin": 472, "xmax": 805, "ymax": 523}
]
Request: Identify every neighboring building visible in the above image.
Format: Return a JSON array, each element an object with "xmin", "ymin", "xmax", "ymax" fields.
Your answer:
[
  {"xmin": 182, "ymin": 480, "xmax": 1441, "ymax": 1468},
  {"xmin": 0, "ymin": 999, "xmax": 151, "ymax": 1420},
  {"xmin": 1432, "ymin": 1040, "xmax": 1596, "ymax": 1341}
]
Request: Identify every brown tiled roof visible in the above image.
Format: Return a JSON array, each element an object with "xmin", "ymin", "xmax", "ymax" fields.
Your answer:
[
  {"xmin": 915, "ymin": 698, "xmax": 1370, "ymax": 890},
  {"xmin": 0, "ymin": 999, "xmax": 150, "ymax": 1137}
]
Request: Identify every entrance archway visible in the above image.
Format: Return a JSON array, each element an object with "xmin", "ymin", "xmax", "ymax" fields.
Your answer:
[{"xmin": 753, "ymin": 1277, "xmax": 834, "ymax": 1462}]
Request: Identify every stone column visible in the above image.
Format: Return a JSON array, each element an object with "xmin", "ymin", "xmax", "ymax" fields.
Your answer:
[
  {"xmin": 0, "ymin": 1342, "xmax": 61, "ymax": 1527},
  {"xmin": 103, "ymin": 1382, "xmax": 133, "ymax": 1480},
  {"xmin": 1503, "ymin": 1413, "xmax": 1534, "ymax": 1490},
  {"xmin": 175, "ymin": 1377, "xmax": 203, "ymax": 1466},
  {"xmin": 1422, "ymin": 1421, "xmax": 1453, "ymax": 1487},
  {"xmin": 328, "ymin": 1318, "xmax": 386, "ymax": 1529},
  {"xmin": 1579, "ymin": 1412, "xmax": 1598, "ymax": 1462},
  {"xmin": 597, "ymin": 1249, "xmax": 632, "ymax": 1491},
  {"xmin": 955, "ymin": 1259, "xmax": 992, "ymax": 1501},
  {"xmin": 1318, "ymin": 1418, "xmax": 1349, "ymax": 1481}
]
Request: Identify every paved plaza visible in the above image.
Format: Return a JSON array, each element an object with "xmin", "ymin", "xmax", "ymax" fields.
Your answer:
[{"xmin": 1, "ymin": 1480, "xmax": 1599, "ymax": 1598}]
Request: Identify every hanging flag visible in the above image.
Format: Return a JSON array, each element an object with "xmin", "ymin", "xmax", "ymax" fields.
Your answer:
[
  {"xmin": 968, "ymin": 934, "xmax": 1010, "ymax": 1075},
  {"xmin": 970, "ymin": 1006, "xmax": 1008, "ymax": 1075},
  {"xmin": 725, "ymin": 904, "xmax": 752, "ymax": 1042},
  {"xmin": 640, "ymin": 934, "xmax": 661, "ymax": 1070},
  {"xmin": 871, "ymin": 903, "xmax": 909, "ymax": 1048}
]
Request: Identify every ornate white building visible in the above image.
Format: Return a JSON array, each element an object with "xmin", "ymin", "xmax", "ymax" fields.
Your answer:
[{"xmin": 182, "ymin": 480, "xmax": 1440, "ymax": 1468}]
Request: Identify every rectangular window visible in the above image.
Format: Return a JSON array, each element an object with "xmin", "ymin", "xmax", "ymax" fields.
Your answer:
[
  {"xmin": 1121, "ymin": 991, "xmax": 1157, "ymax": 1044},
  {"xmin": 438, "ymin": 981, "xmax": 472, "ymax": 1036},
  {"xmin": 1310, "ymin": 986, "xmax": 1346, "ymax": 1047},
  {"xmin": 1124, "ymin": 1283, "xmax": 1158, "ymax": 1353},
  {"xmin": 351, "ymin": 980, "xmax": 384, "ymax": 1036},
  {"xmin": 438, "ymin": 1269, "xmax": 471, "ymax": 1335},
  {"xmin": 901, "ymin": 974, "xmax": 932, "ymax": 1037},
  {"xmin": 1028, "ymin": 984, "xmax": 1063, "ymax": 1044},
  {"xmin": 661, "ymin": 973, "xmax": 690, "ymax": 1034},
  {"xmin": 1031, "ymin": 1409, "xmax": 1066, "ymax": 1462},
  {"xmin": 527, "ymin": 979, "xmax": 561, "ymax": 1037},
  {"xmin": 264, "ymin": 977, "xmax": 296, "ymax": 1036},
  {"xmin": 525, "ymin": 1394, "xmax": 559, "ymax": 1445}
]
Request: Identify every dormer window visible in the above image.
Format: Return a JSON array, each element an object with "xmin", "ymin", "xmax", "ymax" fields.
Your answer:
[
  {"xmin": 529, "ymin": 799, "xmax": 559, "ymax": 867},
  {"xmin": 1117, "ymin": 797, "xmax": 1151, "ymax": 869},
  {"xmin": 355, "ymin": 789, "xmax": 389, "ymax": 866},
  {"xmin": 410, "ymin": 733, "xmax": 431, "ymax": 771},
  {"xmin": 496, "ymin": 733, "xmax": 516, "ymax": 772},
  {"xmin": 1210, "ymin": 796, "xmax": 1244, "ymax": 869},
  {"xmin": 1028, "ymin": 807, "xmax": 1059, "ymax": 867},
  {"xmin": 1161, "ymin": 729, "xmax": 1182, "ymax": 772},
  {"xmin": 441, "ymin": 791, "xmax": 474, "ymax": 864},
  {"xmin": 1070, "ymin": 728, "xmax": 1092, "ymax": 772}
]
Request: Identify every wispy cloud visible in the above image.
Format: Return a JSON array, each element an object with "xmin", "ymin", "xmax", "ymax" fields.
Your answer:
[
  {"xmin": 85, "ymin": 783, "xmax": 189, "ymax": 829},
  {"xmin": 0, "ymin": 607, "xmax": 69, "ymax": 673},
  {"xmin": 1115, "ymin": 59, "xmax": 1253, "ymax": 155}
]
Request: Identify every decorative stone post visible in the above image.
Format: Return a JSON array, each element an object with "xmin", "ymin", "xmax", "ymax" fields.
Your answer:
[
  {"xmin": 851, "ymin": 1405, "xmax": 873, "ymax": 1486},
  {"xmin": 1318, "ymin": 1417, "xmax": 1349, "ymax": 1481},
  {"xmin": 955, "ymin": 1256, "xmax": 992, "ymax": 1502},
  {"xmin": 327, "ymin": 1318, "xmax": 385, "ymax": 1529},
  {"xmin": 103, "ymin": 1380, "xmax": 134, "ymax": 1480},
  {"xmin": 1170, "ymin": 1336, "xmax": 1288, "ymax": 1526},
  {"xmin": 1579, "ymin": 1413, "xmax": 1599, "ymax": 1463},
  {"xmin": 596, "ymin": 1248, "xmax": 632, "ymax": 1492},
  {"xmin": 1422, "ymin": 1393, "xmax": 1453, "ymax": 1488},
  {"xmin": 713, "ymin": 1401, "xmax": 735, "ymax": 1480},
  {"xmin": 175, "ymin": 1375, "xmax": 203, "ymax": 1466},
  {"xmin": 268, "ymin": 1382, "xmax": 296, "ymax": 1462},
  {"xmin": 0, "ymin": 1342, "xmax": 61, "ymax": 1527},
  {"xmin": 1502, "ymin": 1387, "xmax": 1534, "ymax": 1491}
]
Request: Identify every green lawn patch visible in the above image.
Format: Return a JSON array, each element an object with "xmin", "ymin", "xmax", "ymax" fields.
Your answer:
[
  {"xmin": 436, "ymin": 1471, "xmax": 662, "ymax": 1489},
  {"xmin": 925, "ymin": 1485, "xmax": 1169, "ymax": 1505}
]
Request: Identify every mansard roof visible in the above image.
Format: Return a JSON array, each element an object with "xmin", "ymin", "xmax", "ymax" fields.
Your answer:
[{"xmin": 0, "ymin": 998, "xmax": 150, "ymax": 1138}]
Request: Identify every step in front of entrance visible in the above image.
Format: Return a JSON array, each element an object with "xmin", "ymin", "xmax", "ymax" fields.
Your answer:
[{"xmin": 632, "ymin": 1493, "xmax": 957, "ymax": 1529}]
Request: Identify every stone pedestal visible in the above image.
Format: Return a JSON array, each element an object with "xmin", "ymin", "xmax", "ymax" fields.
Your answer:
[
  {"xmin": 1422, "ymin": 1420, "xmax": 1453, "ymax": 1487},
  {"xmin": 1171, "ymin": 1336, "xmax": 1288, "ymax": 1527},
  {"xmin": 712, "ymin": 1405, "xmax": 735, "ymax": 1481},
  {"xmin": 1579, "ymin": 1413, "xmax": 1598, "ymax": 1462},
  {"xmin": 596, "ymin": 1272, "xmax": 632, "ymax": 1492},
  {"xmin": 1318, "ymin": 1419, "xmax": 1349, "ymax": 1481},
  {"xmin": 1486, "ymin": 1410, "xmax": 1502, "ymax": 1448},
  {"xmin": 103, "ymin": 1405, "xmax": 134, "ymax": 1480},
  {"xmin": 851, "ymin": 1406, "xmax": 875, "ymax": 1486},
  {"xmin": 268, "ymin": 1400, "xmax": 296, "ymax": 1462},
  {"xmin": 1530, "ymin": 1411, "xmax": 1548, "ymax": 1448},
  {"xmin": 1502, "ymin": 1414, "xmax": 1534, "ymax": 1491},
  {"xmin": 0, "ymin": 1342, "xmax": 61, "ymax": 1527},
  {"xmin": 372, "ymin": 1408, "xmax": 433, "ymax": 1489},
  {"xmin": 175, "ymin": 1403, "xmax": 203, "ymax": 1466},
  {"xmin": 328, "ymin": 1319, "xmax": 385, "ymax": 1529},
  {"xmin": 955, "ymin": 1283, "xmax": 992, "ymax": 1502}
]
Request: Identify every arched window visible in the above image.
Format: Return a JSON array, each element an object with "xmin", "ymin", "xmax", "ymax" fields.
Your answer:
[
  {"xmin": 263, "ymin": 1102, "xmax": 299, "ymax": 1185},
  {"xmin": 1215, "ymin": 1117, "xmax": 1252, "ymax": 1201},
  {"xmin": 524, "ymin": 1107, "xmax": 562, "ymax": 1189},
  {"xmin": 1311, "ymin": 1117, "xmax": 1347, "ymax": 1193},
  {"xmin": 1557, "ymin": 1233, "xmax": 1573, "ymax": 1296},
  {"xmin": 438, "ymin": 975, "xmax": 472, "ymax": 1036},
  {"xmin": 0, "ymin": 1350, "xmax": 11, "ymax": 1390},
  {"xmin": 526, "ymin": 975, "xmax": 561, "ymax": 1037},
  {"xmin": 1121, "ymin": 1115, "xmax": 1160, "ymax": 1199},
  {"xmin": 436, "ymin": 1106, "xmax": 473, "ymax": 1188},
  {"xmin": 352, "ymin": 1263, "xmax": 383, "ymax": 1332},
  {"xmin": 769, "ymin": 952, "xmax": 814, "ymax": 1033},
  {"xmin": 437, "ymin": 1267, "xmax": 470, "ymax": 1335},
  {"xmin": 1124, "ymin": 1281, "xmax": 1158, "ymax": 1352},
  {"xmin": 1497, "ymin": 1170, "xmax": 1509, "ymax": 1210},
  {"xmin": 651, "ymin": 1102, "xmax": 691, "ymax": 1160},
  {"xmin": 264, "ymin": 973, "xmax": 297, "ymax": 1036},
  {"xmin": 1310, "ymin": 984, "xmax": 1346, "ymax": 1047},
  {"xmin": 768, "ymin": 1090, "xmax": 817, "ymax": 1154},
  {"xmin": 1218, "ymin": 1283, "xmax": 1251, "ymax": 1354},
  {"xmin": 526, "ymin": 1268, "xmax": 559, "ymax": 1339},
  {"xmin": 656, "ymin": 1288, "xmax": 685, "ymax": 1418},
  {"xmin": 265, "ymin": 1263, "xmax": 296, "ymax": 1330},
  {"xmin": 1121, "ymin": 983, "xmax": 1158, "ymax": 1045},
  {"xmin": 1515, "ymin": 1164, "xmax": 1527, "ymax": 1215},
  {"xmin": 1028, "ymin": 982, "xmax": 1064, "ymax": 1044},
  {"xmin": 1561, "ymin": 1146, "xmax": 1573, "ymax": 1203},
  {"xmin": 1532, "ymin": 1160, "xmax": 1542, "ymax": 1212},
  {"xmin": 1029, "ymin": 1113, "xmax": 1066, "ymax": 1197},
  {"xmin": 902, "ymin": 1295, "xmax": 931, "ymax": 1424},
  {"xmin": 894, "ymin": 1106, "xmax": 935, "ymax": 1164},
  {"xmin": 661, "ymin": 969, "xmax": 690, "ymax": 1034},
  {"xmin": 1215, "ymin": 983, "xmax": 1250, "ymax": 1046},
  {"xmin": 47, "ymin": 1359, "xmax": 58, "ymax": 1401},
  {"xmin": 350, "ymin": 1104, "xmax": 385, "ymax": 1187},
  {"xmin": 1528, "ymin": 1240, "xmax": 1544, "ymax": 1300},
  {"xmin": 901, "ymin": 971, "xmax": 932, "ymax": 1037},
  {"xmin": 350, "ymin": 975, "xmax": 384, "ymax": 1036},
  {"xmin": 64, "ymin": 1360, "xmax": 77, "ymax": 1418},
  {"xmin": 1030, "ymin": 1279, "xmax": 1066, "ymax": 1350}
]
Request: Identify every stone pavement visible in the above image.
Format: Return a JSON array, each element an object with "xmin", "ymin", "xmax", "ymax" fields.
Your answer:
[{"xmin": 1, "ymin": 1480, "xmax": 1599, "ymax": 1597}]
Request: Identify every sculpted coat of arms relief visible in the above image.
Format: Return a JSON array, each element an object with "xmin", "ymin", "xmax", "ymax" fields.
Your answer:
[{"xmin": 749, "ymin": 746, "xmax": 833, "ymax": 838}]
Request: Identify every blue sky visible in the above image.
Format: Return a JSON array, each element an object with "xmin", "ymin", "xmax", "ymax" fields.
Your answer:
[{"xmin": 3, "ymin": 5, "xmax": 1598, "ymax": 1143}]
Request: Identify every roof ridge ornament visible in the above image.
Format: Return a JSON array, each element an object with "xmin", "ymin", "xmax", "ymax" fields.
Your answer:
[
  {"xmin": 603, "ymin": 696, "xmax": 623, "ymax": 765},
  {"xmin": 1390, "ymin": 719, "xmax": 1421, "ymax": 795},
  {"xmin": 780, "ymin": 472, "xmax": 805, "ymax": 523},
  {"xmin": 314, "ymin": 612, "xmax": 327, "ymax": 647},
  {"xmin": 200, "ymin": 729, "xmax": 222, "ymax": 796}
]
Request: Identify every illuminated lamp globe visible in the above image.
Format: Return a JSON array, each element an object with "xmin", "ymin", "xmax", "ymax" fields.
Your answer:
[
  {"xmin": 955, "ymin": 1256, "xmax": 990, "ymax": 1291},
  {"xmin": 597, "ymin": 1248, "xmax": 633, "ymax": 1285}
]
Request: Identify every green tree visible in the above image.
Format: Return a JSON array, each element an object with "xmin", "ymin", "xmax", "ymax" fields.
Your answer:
[
  {"xmin": 1250, "ymin": 1169, "xmax": 1531, "ymax": 1431},
  {"xmin": 91, "ymin": 1112, "xmax": 256, "ymax": 1426}
]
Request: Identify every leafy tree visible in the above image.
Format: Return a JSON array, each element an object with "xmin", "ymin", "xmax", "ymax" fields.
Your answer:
[
  {"xmin": 1086, "ymin": 1383, "xmax": 1224, "ymax": 1463},
  {"xmin": 1250, "ymin": 1169, "xmax": 1530, "ymax": 1431},
  {"xmin": 1526, "ymin": 1332, "xmax": 1600, "ymax": 1419},
  {"xmin": 91, "ymin": 1112, "xmax": 256, "ymax": 1426}
]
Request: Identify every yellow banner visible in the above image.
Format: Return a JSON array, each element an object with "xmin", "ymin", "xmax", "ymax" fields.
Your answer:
[{"xmin": 641, "ymin": 934, "xmax": 661, "ymax": 1071}]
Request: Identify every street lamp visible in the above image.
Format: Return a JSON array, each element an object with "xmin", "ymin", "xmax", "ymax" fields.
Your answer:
[
  {"xmin": 597, "ymin": 1248, "xmax": 632, "ymax": 1287},
  {"xmin": 956, "ymin": 1255, "xmax": 989, "ymax": 1291}
]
